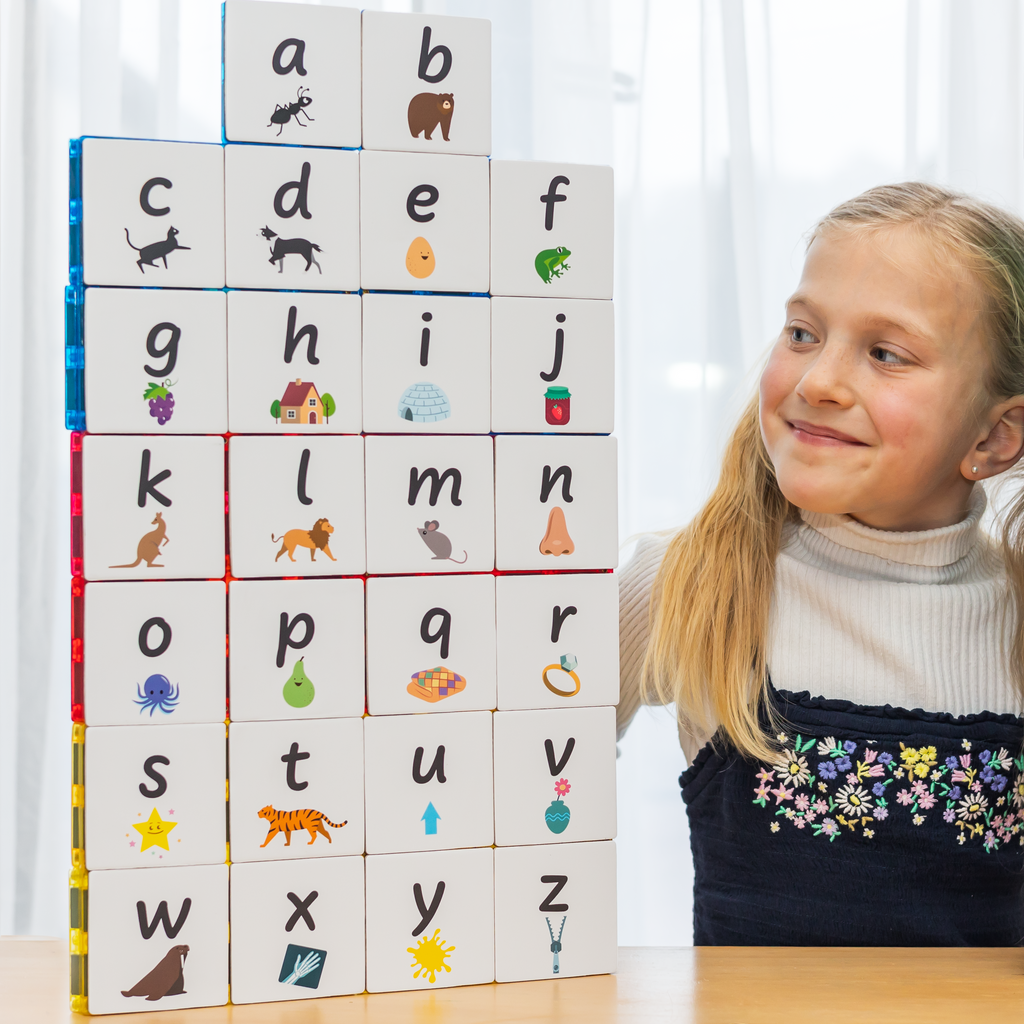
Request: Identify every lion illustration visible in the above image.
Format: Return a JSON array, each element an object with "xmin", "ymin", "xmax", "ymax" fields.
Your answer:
[{"xmin": 272, "ymin": 518, "xmax": 336, "ymax": 563}]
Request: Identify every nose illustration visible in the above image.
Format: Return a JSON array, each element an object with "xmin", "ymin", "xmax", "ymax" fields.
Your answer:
[{"xmin": 539, "ymin": 506, "xmax": 575, "ymax": 556}]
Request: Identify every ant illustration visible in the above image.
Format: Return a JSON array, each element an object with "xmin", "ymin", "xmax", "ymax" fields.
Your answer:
[{"xmin": 268, "ymin": 86, "xmax": 314, "ymax": 136}]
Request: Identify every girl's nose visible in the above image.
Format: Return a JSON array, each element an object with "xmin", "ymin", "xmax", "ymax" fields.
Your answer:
[{"xmin": 795, "ymin": 341, "xmax": 856, "ymax": 408}]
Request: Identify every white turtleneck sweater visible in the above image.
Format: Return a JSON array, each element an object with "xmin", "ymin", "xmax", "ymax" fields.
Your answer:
[{"xmin": 617, "ymin": 487, "xmax": 1022, "ymax": 763}]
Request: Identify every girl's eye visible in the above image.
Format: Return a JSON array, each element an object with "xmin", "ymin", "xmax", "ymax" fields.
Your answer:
[
  {"xmin": 870, "ymin": 346, "xmax": 906, "ymax": 365},
  {"xmin": 790, "ymin": 326, "xmax": 817, "ymax": 345}
]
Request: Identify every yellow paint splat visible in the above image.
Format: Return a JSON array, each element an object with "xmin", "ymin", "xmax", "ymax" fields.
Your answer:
[
  {"xmin": 132, "ymin": 808, "xmax": 177, "ymax": 852},
  {"xmin": 407, "ymin": 929, "xmax": 455, "ymax": 983}
]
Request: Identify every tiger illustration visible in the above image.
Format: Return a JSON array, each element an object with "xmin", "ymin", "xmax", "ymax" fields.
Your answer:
[{"xmin": 257, "ymin": 805, "xmax": 348, "ymax": 847}]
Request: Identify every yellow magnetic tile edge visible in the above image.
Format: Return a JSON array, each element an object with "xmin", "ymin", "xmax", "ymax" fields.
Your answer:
[{"xmin": 69, "ymin": 866, "xmax": 89, "ymax": 1014}]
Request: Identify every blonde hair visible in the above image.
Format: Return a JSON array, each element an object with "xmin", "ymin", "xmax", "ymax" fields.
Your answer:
[{"xmin": 642, "ymin": 182, "xmax": 1024, "ymax": 762}]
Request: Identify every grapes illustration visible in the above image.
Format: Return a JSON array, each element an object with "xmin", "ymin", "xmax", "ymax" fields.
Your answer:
[{"xmin": 143, "ymin": 379, "xmax": 176, "ymax": 425}]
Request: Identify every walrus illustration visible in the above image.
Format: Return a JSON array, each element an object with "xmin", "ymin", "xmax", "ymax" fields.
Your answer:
[{"xmin": 121, "ymin": 944, "xmax": 189, "ymax": 1001}]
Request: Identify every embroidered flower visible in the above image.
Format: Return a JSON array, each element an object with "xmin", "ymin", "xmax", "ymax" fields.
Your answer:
[
  {"xmin": 818, "ymin": 782, "xmax": 828, "ymax": 792},
  {"xmin": 949, "ymin": 786, "xmax": 962, "ymax": 800},
  {"xmin": 985, "ymin": 830, "xmax": 998, "ymax": 852},
  {"xmin": 945, "ymin": 756, "xmax": 960, "ymax": 770},
  {"xmin": 835, "ymin": 783, "xmax": 873, "ymax": 817},
  {"xmin": 895, "ymin": 767, "xmax": 905, "ymax": 779},
  {"xmin": 845, "ymin": 773, "xmax": 858, "ymax": 785},
  {"xmin": 878, "ymin": 752, "xmax": 894, "ymax": 765},
  {"xmin": 971, "ymin": 781, "xmax": 983, "ymax": 794},
  {"xmin": 834, "ymin": 755, "xmax": 852, "ymax": 772},
  {"xmin": 960, "ymin": 754, "xmax": 972, "ymax": 769},
  {"xmin": 784, "ymin": 808, "xmax": 796, "ymax": 819},
  {"xmin": 863, "ymin": 828, "xmax": 875, "ymax": 839},
  {"xmin": 804, "ymin": 812, "xmax": 817, "ymax": 823},
  {"xmin": 755, "ymin": 768, "xmax": 774, "ymax": 784},
  {"xmin": 820, "ymin": 818, "xmax": 839, "ymax": 838},
  {"xmin": 957, "ymin": 794, "xmax": 989, "ymax": 822},
  {"xmin": 812, "ymin": 799, "xmax": 828, "ymax": 814},
  {"xmin": 911, "ymin": 780, "xmax": 928, "ymax": 797},
  {"xmin": 873, "ymin": 806, "xmax": 889, "ymax": 820},
  {"xmin": 901, "ymin": 747, "xmax": 920, "ymax": 765},
  {"xmin": 1012, "ymin": 775, "xmax": 1024, "ymax": 809},
  {"xmin": 862, "ymin": 749, "xmax": 878, "ymax": 764},
  {"xmin": 943, "ymin": 808, "xmax": 956, "ymax": 823},
  {"xmin": 980, "ymin": 750, "xmax": 992, "ymax": 765},
  {"xmin": 990, "ymin": 774, "xmax": 1008, "ymax": 793},
  {"xmin": 818, "ymin": 761, "xmax": 837, "ymax": 780},
  {"xmin": 817, "ymin": 737, "xmax": 839, "ymax": 756},
  {"xmin": 896, "ymin": 789, "xmax": 915, "ymax": 806},
  {"xmin": 918, "ymin": 792, "xmax": 937, "ymax": 810},
  {"xmin": 963, "ymin": 740, "xmax": 972, "ymax": 751},
  {"xmin": 776, "ymin": 733, "xmax": 789, "ymax": 744},
  {"xmin": 990, "ymin": 748, "xmax": 1013, "ymax": 771},
  {"xmin": 872, "ymin": 782, "xmax": 887, "ymax": 797},
  {"xmin": 772, "ymin": 749, "xmax": 811, "ymax": 788},
  {"xmin": 931, "ymin": 770, "xmax": 942, "ymax": 782},
  {"xmin": 754, "ymin": 784, "xmax": 770, "ymax": 802},
  {"xmin": 794, "ymin": 793, "xmax": 810, "ymax": 812},
  {"xmin": 770, "ymin": 822, "xmax": 780, "ymax": 833},
  {"xmin": 843, "ymin": 740, "xmax": 857, "ymax": 754},
  {"xmin": 920, "ymin": 746, "xmax": 937, "ymax": 764},
  {"xmin": 913, "ymin": 814, "xmax": 925, "ymax": 826},
  {"xmin": 958, "ymin": 833, "xmax": 967, "ymax": 844},
  {"xmin": 771, "ymin": 784, "xmax": 794, "ymax": 805}
]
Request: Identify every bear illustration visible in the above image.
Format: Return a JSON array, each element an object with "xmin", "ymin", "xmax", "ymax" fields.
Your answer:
[{"xmin": 407, "ymin": 92, "xmax": 455, "ymax": 142}]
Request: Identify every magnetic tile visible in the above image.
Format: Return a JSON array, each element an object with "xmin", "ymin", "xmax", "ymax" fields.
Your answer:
[
  {"xmin": 228, "ymin": 578, "xmax": 364, "ymax": 722},
  {"xmin": 84, "ymin": 287, "xmax": 227, "ymax": 434},
  {"xmin": 83, "ymin": 580, "xmax": 226, "ymax": 726}
]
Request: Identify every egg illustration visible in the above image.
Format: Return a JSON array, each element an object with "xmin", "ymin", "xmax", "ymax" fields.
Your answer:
[{"xmin": 406, "ymin": 236, "xmax": 436, "ymax": 278}]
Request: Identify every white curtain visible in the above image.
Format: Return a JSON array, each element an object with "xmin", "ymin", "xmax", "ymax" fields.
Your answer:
[{"xmin": 2, "ymin": 0, "xmax": 1023, "ymax": 944}]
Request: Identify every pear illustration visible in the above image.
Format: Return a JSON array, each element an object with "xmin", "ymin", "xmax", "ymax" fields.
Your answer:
[{"xmin": 282, "ymin": 657, "xmax": 315, "ymax": 709}]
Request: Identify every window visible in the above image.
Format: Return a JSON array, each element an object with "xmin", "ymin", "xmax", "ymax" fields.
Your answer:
[
  {"xmin": 286, "ymin": 410, "xmax": 296, "ymax": 419},
  {"xmin": 308, "ymin": 398, "xmax": 316, "ymax": 406}
]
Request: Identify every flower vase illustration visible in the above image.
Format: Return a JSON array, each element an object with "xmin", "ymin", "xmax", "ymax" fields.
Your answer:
[{"xmin": 544, "ymin": 778, "xmax": 571, "ymax": 834}]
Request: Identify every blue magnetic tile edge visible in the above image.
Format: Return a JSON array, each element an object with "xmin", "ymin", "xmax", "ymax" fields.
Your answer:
[
  {"xmin": 65, "ymin": 281, "xmax": 85, "ymax": 431},
  {"xmin": 68, "ymin": 138, "xmax": 82, "ymax": 288}
]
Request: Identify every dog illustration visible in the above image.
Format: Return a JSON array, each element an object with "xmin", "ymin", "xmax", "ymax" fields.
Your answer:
[
  {"xmin": 272, "ymin": 518, "xmax": 336, "ymax": 562},
  {"xmin": 110, "ymin": 512, "xmax": 169, "ymax": 568},
  {"xmin": 260, "ymin": 226, "xmax": 322, "ymax": 274},
  {"xmin": 125, "ymin": 227, "xmax": 191, "ymax": 273}
]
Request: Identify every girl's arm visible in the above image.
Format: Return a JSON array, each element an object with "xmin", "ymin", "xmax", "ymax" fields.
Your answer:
[{"xmin": 617, "ymin": 532, "xmax": 712, "ymax": 764}]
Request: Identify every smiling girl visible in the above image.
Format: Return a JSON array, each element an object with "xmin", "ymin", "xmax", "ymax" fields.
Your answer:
[{"xmin": 618, "ymin": 183, "xmax": 1024, "ymax": 945}]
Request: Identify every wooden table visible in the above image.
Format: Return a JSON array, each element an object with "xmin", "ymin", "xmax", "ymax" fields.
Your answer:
[{"xmin": 6, "ymin": 936, "xmax": 1024, "ymax": 1022}]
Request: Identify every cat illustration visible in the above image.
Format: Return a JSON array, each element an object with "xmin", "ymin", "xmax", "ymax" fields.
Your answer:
[{"xmin": 125, "ymin": 227, "xmax": 191, "ymax": 273}]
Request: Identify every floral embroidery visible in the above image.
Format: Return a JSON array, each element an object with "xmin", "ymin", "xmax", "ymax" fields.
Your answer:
[{"xmin": 753, "ymin": 734, "xmax": 1024, "ymax": 850}]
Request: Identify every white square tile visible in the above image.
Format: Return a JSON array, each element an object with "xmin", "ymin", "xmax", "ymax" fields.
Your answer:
[
  {"xmin": 363, "ymin": 710, "xmax": 493, "ymax": 853},
  {"xmin": 87, "ymin": 864, "xmax": 228, "ymax": 1014},
  {"xmin": 83, "ymin": 581, "xmax": 226, "ymax": 726},
  {"xmin": 365, "ymin": 848, "xmax": 494, "ymax": 992},
  {"xmin": 81, "ymin": 138, "xmax": 225, "ymax": 288},
  {"xmin": 365, "ymin": 574, "xmax": 495, "ymax": 716},
  {"xmin": 495, "ymin": 573, "xmax": 619, "ymax": 711},
  {"xmin": 490, "ymin": 161, "xmax": 613, "ymax": 299},
  {"xmin": 492, "ymin": 707, "xmax": 616, "ymax": 847},
  {"xmin": 490, "ymin": 297, "xmax": 613, "ymax": 434},
  {"xmin": 84, "ymin": 723, "xmax": 226, "ymax": 870},
  {"xmin": 228, "ymin": 578, "xmax": 364, "ymax": 722},
  {"xmin": 229, "ymin": 857, "xmax": 366, "ymax": 1003},
  {"xmin": 361, "ymin": 11, "xmax": 490, "ymax": 156},
  {"xmin": 364, "ymin": 435, "xmax": 494, "ymax": 574},
  {"xmin": 494, "ymin": 435, "xmax": 618, "ymax": 571},
  {"xmin": 228, "ymin": 718, "xmax": 364, "ymax": 862},
  {"xmin": 84, "ymin": 287, "xmax": 227, "ymax": 434},
  {"xmin": 81, "ymin": 435, "xmax": 226, "ymax": 582},
  {"xmin": 227, "ymin": 290, "xmax": 362, "ymax": 434},
  {"xmin": 223, "ymin": 1, "xmax": 361, "ymax": 148},
  {"xmin": 225, "ymin": 144, "xmax": 359, "ymax": 291},
  {"xmin": 494, "ymin": 841, "xmax": 616, "ymax": 982},
  {"xmin": 362, "ymin": 293, "xmax": 489, "ymax": 434},
  {"xmin": 228, "ymin": 435, "xmax": 365, "ymax": 578},
  {"xmin": 359, "ymin": 150, "xmax": 489, "ymax": 293}
]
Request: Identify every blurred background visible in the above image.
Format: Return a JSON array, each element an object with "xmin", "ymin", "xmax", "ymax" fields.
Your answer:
[{"xmin": 2, "ymin": 0, "xmax": 1023, "ymax": 943}]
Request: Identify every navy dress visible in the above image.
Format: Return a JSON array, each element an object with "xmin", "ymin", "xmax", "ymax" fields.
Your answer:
[{"xmin": 680, "ymin": 685, "xmax": 1024, "ymax": 945}]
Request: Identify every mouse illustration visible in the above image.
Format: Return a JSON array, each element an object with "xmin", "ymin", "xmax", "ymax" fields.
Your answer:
[{"xmin": 417, "ymin": 520, "xmax": 468, "ymax": 563}]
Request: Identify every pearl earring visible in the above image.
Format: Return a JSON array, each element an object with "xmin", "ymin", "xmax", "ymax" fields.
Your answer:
[{"xmin": 972, "ymin": 466, "xmax": 978, "ymax": 474}]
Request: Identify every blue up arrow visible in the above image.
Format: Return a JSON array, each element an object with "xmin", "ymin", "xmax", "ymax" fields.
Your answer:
[{"xmin": 421, "ymin": 802, "xmax": 440, "ymax": 835}]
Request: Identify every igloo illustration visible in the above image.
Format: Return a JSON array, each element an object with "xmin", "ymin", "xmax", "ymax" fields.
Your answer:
[{"xmin": 397, "ymin": 381, "xmax": 452, "ymax": 423}]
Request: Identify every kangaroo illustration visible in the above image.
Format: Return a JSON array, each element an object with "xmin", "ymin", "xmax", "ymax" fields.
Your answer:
[
  {"xmin": 125, "ymin": 227, "xmax": 191, "ymax": 273},
  {"xmin": 260, "ymin": 226, "xmax": 322, "ymax": 274},
  {"xmin": 109, "ymin": 512, "xmax": 169, "ymax": 568}
]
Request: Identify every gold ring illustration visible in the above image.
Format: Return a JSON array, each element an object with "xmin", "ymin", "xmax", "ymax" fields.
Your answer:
[{"xmin": 542, "ymin": 664, "xmax": 581, "ymax": 698}]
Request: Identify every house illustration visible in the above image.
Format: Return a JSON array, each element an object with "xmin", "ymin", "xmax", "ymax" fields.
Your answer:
[{"xmin": 279, "ymin": 379, "xmax": 323, "ymax": 424}]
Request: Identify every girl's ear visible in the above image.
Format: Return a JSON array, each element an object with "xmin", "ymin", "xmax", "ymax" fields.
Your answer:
[{"xmin": 963, "ymin": 400, "xmax": 1024, "ymax": 480}]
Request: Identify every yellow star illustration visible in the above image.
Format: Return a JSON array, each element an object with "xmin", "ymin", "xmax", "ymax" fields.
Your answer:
[{"xmin": 132, "ymin": 808, "xmax": 178, "ymax": 852}]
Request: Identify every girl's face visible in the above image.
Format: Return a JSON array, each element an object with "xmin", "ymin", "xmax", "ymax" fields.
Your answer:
[{"xmin": 760, "ymin": 224, "xmax": 1024, "ymax": 531}]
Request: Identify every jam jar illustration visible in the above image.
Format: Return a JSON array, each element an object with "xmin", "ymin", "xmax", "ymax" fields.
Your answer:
[{"xmin": 544, "ymin": 386, "xmax": 571, "ymax": 426}]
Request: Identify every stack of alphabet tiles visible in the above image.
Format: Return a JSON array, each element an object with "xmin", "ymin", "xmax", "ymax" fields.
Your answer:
[{"xmin": 66, "ymin": 2, "xmax": 616, "ymax": 1014}]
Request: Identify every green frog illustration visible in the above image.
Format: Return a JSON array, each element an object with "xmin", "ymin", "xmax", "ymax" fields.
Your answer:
[{"xmin": 535, "ymin": 246, "xmax": 571, "ymax": 284}]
